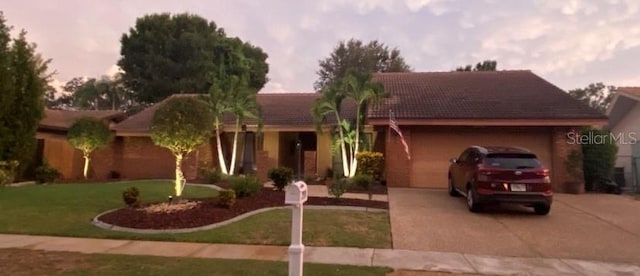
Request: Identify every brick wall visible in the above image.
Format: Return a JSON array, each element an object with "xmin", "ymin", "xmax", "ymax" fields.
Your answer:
[
  {"xmin": 385, "ymin": 127, "xmax": 411, "ymax": 187},
  {"xmin": 256, "ymin": 150, "xmax": 277, "ymax": 183},
  {"xmin": 551, "ymin": 127, "xmax": 585, "ymax": 193},
  {"xmin": 91, "ymin": 137, "xmax": 200, "ymax": 181},
  {"xmin": 304, "ymin": 151, "xmax": 317, "ymax": 177}
]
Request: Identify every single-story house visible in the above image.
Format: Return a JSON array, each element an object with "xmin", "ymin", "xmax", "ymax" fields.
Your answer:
[
  {"xmin": 36, "ymin": 109, "xmax": 127, "ymax": 179},
  {"xmin": 40, "ymin": 70, "xmax": 607, "ymax": 193},
  {"xmin": 606, "ymin": 87, "xmax": 640, "ymax": 188},
  {"xmin": 107, "ymin": 93, "xmax": 355, "ymax": 182},
  {"xmin": 368, "ymin": 70, "xmax": 607, "ymax": 191}
]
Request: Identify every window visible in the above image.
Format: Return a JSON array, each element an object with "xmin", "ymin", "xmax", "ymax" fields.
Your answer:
[{"xmin": 484, "ymin": 153, "xmax": 541, "ymax": 169}]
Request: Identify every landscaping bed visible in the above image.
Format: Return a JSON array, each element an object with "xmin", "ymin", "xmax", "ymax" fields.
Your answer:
[{"xmin": 98, "ymin": 187, "xmax": 388, "ymax": 229}]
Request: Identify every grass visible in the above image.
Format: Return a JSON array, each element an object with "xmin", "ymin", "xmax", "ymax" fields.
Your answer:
[
  {"xmin": 0, "ymin": 180, "xmax": 391, "ymax": 248},
  {"xmin": 0, "ymin": 248, "xmax": 392, "ymax": 276}
]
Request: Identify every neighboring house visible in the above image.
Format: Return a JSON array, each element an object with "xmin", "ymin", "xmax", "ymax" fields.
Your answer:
[
  {"xmin": 368, "ymin": 71, "xmax": 607, "ymax": 191},
  {"xmin": 606, "ymin": 87, "xmax": 640, "ymax": 189},
  {"xmin": 109, "ymin": 93, "xmax": 355, "ymax": 182},
  {"xmin": 36, "ymin": 109, "xmax": 127, "ymax": 179}
]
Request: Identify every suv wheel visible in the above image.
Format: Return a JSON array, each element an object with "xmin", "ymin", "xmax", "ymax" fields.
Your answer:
[
  {"xmin": 534, "ymin": 204, "xmax": 551, "ymax": 215},
  {"xmin": 448, "ymin": 177, "xmax": 459, "ymax": 197},
  {"xmin": 466, "ymin": 186, "xmax": 481, "ymax": 213}
]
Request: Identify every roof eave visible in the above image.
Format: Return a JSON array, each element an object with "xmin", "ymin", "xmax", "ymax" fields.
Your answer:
[{"xmin": 368, "ymin": 118, "xmax": 608, "ymax": 127}]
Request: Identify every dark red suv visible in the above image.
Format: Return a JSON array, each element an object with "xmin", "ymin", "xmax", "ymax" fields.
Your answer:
[{"xmin": 448, "ymin": 146, "xmax": 553, "ymax": 215}]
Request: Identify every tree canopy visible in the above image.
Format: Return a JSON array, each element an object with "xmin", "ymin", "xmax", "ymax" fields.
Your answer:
[
  {"xmin": 118, "ymin": 13, "xmax": 268, "ymax": 104},
  {"xmin": 48, "ymin": 74, "xmax": 134, "ymax": 111},
  {"xmin": 455, "ymin": 60, "xmax": 497, "ymax": 71},
  {"xmin": 151, "ymin": 96, "xmax": 213, "ymax": 196},
  {"xmin": 315, "ymin": 39, "xmax": 411, "ymax": 91},
  {"xmin": 0, "ymin": 12, "xmax": 49, "ymax": 177},
  {"xmin": 67, "ymin": 117, "xmax": 111, "ymax": 179},
  {"xmin": 568, "ymin": 82, "xmax": 614, "ymax": 113}
]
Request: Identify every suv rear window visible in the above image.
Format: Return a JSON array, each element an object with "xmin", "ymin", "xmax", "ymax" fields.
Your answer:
[{"xmin": 484, "ymin": 153, "xmax": 541, "ymax": 169}]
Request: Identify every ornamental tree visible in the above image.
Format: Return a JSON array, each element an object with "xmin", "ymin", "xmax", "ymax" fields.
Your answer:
[
  {"xmin": 151, "ymin": 96, "xmax": 213, "ymax": 197},
  {"xmin": 67, "ymin": 117, "xmax": 111, "ymax": 179}
]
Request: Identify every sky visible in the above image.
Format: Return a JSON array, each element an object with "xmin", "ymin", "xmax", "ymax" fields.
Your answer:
[{"xmin": 2, "ymin": 0, "xmax": 639, "ymax": 93}]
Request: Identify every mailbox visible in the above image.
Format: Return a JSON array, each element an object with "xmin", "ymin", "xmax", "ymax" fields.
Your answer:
[{"xmin": 285, "ymin": 181, "xmax": 308, "ymax": 205}]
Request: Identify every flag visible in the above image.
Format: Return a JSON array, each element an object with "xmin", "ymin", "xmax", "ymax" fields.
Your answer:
[{"xmin": 389, "ymin": 110, "xmax": 410, "ymax": 160}]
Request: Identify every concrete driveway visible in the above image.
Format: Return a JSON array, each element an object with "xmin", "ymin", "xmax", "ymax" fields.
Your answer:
[{"xmin": 388, "ymin": 188, "xmax": 640, "ymax": 264}]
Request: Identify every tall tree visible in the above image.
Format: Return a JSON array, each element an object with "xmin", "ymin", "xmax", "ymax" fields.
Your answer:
[
  {"xmin": 67, "ymin": 117, "xmax": 111, "ymax": 179},
  {"xmin": 315, "ymin": 39, "xmax": 411, "ymax": 91},
  {"xmin": 118, "ymin": 13, "xmax": 268, "ymax": 104},
  {"xmin": 455, "ymin": 60, "xmax": 497, "ymax": 71},
  {"xmin": 51, "ymin": 75, "xmax": 134, "ymax": 111},
  {"xmin": 568, "ymin": 83, "xmax": 614, "ymax": 113},
  {"xmin": 151, "ymin": 96, "xmax": 213, "ymax": 197},
  {"xmin": 0, "ymin": 12, "xmax": 49, "ymax": 177}
]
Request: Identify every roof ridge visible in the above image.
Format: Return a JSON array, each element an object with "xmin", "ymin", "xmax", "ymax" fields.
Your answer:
[{"xmin": 375, "ymin": 70, "xmax": 532, "ymax": 75}]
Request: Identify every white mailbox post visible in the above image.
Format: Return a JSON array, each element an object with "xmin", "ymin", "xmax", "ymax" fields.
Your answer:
[{"xmin": 285, "ymin": 181, "xmax": 308, "ymax": 276}]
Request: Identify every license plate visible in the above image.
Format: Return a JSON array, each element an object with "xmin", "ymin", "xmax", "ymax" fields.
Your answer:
[{"xmin": 511, "ymin": 184, "xmax": 526, "ymax": 192}]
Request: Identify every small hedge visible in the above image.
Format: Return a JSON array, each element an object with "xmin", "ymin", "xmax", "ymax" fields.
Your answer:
[
  {"xmin": 268, "ymin": 167, "xmax": 293, "ymax": 191},
  {"xmin": 329, "ymin": 178, "xmax": 350, "ymax": 199},
  {"xmin": 198, "ymin": 166, "xmax": 221, "ymax": 184},
  {"xmin": 0, "ymin": 160, "xmax": 19, "ymax": 185},
  {"xmin": 34, "ymin": 163, "xmax": 61, "ymax": 184},
  {"xmin": 122, "ymin": 187, "xmax": 141, "ymax": 207},
  {"xmin": 229, "ymin": 175, "xmax": 261, "ymax": 198},
  {"xmin": 351, "ymin": 174, "xmax": 374, "ymax": 191},
  {"xmin": 217, "ymin": 189, "xmax": 236, "ymax": 208},
  {"xmin": 356, "ymin": 151, "xmax": 384, "ymax": 180}
]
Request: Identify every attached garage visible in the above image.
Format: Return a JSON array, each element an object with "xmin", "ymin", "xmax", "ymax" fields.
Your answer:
[
  {"xmin": 369, "ymin": 71, "xmax": 608, "ymax": 192},
  {"xmin": 409, "ymin": 127, "xmax": 552, "ymax": 188}
]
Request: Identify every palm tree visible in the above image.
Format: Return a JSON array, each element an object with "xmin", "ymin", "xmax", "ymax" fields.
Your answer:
[
  {"xmin": 339, "ymin": 73, "xmax": 384, "ymax": 177},
  {"xmin": 312, "ymin": 72, "xmax": 384, "ymax": 178},
  {"xmin": 206, "ymin": 79, "xmax": 233, "ymax": 175},
  {"xmin": 313, "ymin": 84, "xmax": 351, "ymax": 177},
  {"xmin": 227, "ymin": 84, "xmax": 262, "ymax": 175}
]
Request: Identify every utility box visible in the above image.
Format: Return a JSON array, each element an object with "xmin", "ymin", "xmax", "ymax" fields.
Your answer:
[{"xmin": 285, "ymin": 181, "xmax": 308, "ymax": 205}]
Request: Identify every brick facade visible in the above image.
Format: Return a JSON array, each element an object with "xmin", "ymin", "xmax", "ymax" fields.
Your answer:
[
  {"xmin": 551, "ymin": 127, "xmax": 585, "ymax": 193},
  {"xmin": 256, "ymin": 150, "xmax": 277, "ymax": 183},
  {"xmin": 90, "ymin": 137, "xmax": 200, "ymax": 181},
  {"xmin": 304, "ymin": 151, "xmax": 317, "ymax": 177},
  {"xmin": 385, "ymin": 127, "xmax": 412, "ymax": 187}
]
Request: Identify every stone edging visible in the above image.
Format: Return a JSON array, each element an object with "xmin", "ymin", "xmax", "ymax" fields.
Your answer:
[{"xmin": 92, "ymin": 205, "xmax": 387, "ymax": 234}]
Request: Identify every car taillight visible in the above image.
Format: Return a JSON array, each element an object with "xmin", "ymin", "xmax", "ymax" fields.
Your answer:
[
  {"xmin": 477, "ymin": 167, "xmax": 493, "ymax": 182},
  {"xmin": 536, "ymin": 169, "xmax": 550, "ymax": 183}
]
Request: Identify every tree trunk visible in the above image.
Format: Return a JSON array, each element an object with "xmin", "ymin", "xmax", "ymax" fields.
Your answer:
[
  {"xmin": 83, "ymin": 154, "xmax": 90, "ymax": 180},
  {"xmin": 229, "ymin": 117, "xmax": 240, "ymax": 175},
  {"xmin": 175, "ymin": 153, "xmax": 184, "ymax": 197},
  {"xmin": 334, "ymin": 111, "xmax": 350, "ymax": 178},
  {"xmin": 349, "ymin": 106, "xmax": 362, "ymax": 178},
  {"xmin": 215, "ymin": 117, "xmax": 229, "ymax": 175}
]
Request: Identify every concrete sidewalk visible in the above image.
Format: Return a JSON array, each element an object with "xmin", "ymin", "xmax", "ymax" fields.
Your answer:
[{"xmin": 1, "ymin": 234, "xmax": 639, "ymax": 275}]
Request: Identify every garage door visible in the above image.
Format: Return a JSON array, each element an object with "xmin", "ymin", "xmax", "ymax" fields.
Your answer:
[{"xmin": 410, "ymin": 128, "xmax": 552, "ymax": 188}]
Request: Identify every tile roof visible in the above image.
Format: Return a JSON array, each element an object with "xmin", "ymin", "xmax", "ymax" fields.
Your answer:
[
  {"xmin": 617, "ymin": 87, "xmax": 640, "ymax": 99},
  {"xmin": 113, "ymin": 93, "xmax": 356, "ymax": 135},
  {"xmin": 39, "ymin": 109, "xmax": 127, "ymax": 131},
  {"xmin": 369, "ymin": 70, "xmax": 606, "ymax": 120}
]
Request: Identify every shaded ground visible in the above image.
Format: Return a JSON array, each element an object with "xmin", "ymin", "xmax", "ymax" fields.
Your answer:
[
  {"xmin": 99, "ymin": 188, "xmax": 388, "ymax": 229},
  {"xmin": 388, "ymin": 188, "xmax": 640, "ymax": 264}
]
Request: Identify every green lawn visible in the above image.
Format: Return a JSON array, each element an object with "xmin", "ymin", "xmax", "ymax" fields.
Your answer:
[
  {"xmin": 0, "ymin": 181, "xmax": 391, "ymax": 248},
  {"xmin": 1, "ymin": 248, "xmax": 392, "ymax": 276}
]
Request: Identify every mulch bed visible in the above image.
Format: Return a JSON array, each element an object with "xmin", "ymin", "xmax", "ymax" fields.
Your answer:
[{"xmin": 98, "ymin": 188, "xmax": 388, "ymax": 230}]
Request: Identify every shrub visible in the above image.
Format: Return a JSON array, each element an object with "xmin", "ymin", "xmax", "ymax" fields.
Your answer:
[
  {"xmin": 268, "ymin": 167, "xmax": 293, "ymax": 191},
  {"xmin": 198, "ymin": 166, "xmax": 221, "ymax": 184},
  {"xmin": 34, "ymin": 163, "xmax": 61, "ymax": 184},
  {"xmin": 229, "ymin": 175, "xmax": 261, "ymax": 198},
  {"xmin": 217, "ymin": 189, "xmax": 236, "ymax": 208},
  {"xmin": 350, "ymin": 174, "xmax": 374, "ymax": 191},
  {"xmin": 581, "ymin": 127, "xmax": 618, "ymax": 191},
  {"xmin": 0, "ymin": 160, "xmax": 19, "ymax": 185},
  {"xmin": 122, "ymin": 187, "xmax": 141, "ymax": 207},
  {"xmin": 328, "ymin": 178, "xmax": 350, "ymax": 199},
  {"xmin": 356, "ymin": 151, "xmax": 384, "ymax": 180},
  {"xmin": 325, "ymin": 167, "xmax": 334, "ymax": 179}
]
